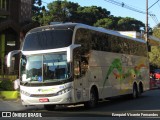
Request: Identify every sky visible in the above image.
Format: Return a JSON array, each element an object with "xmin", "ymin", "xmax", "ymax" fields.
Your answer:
[{"xmin": 42, "ymin": 0, "xmax": 160, "ymax": 28}]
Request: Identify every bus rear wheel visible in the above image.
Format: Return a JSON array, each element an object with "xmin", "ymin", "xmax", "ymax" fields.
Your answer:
[
  {"xmin": 132, "ymin": 85, "xmax": 139, "ymax": 99},
  {"xmin": 84, "ymin": 89, "xmax": 98, "ymax": 108},
  {"xmin": 44, "ymin": 104, "xmax": 56, "ymax": 111}
]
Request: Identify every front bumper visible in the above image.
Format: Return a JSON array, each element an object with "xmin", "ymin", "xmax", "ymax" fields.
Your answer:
[{"xmin": 21, "ymin": 91, "xmax": 74, "ymax": 105}]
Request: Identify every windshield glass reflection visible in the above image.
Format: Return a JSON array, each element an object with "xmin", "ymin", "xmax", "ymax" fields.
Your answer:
[{"xmin": 20, "ymin": 52, "xmax": 70, "ymax": 83}]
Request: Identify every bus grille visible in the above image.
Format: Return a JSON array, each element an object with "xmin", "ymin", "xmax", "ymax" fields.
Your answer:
[{"xmin": 30, "ymin": 93, "xmax": 57, "ymax": 97}]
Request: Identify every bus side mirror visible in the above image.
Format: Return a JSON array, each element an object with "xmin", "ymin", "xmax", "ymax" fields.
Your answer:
[
  {"xmin": 148, "ymin": 45, "xmax": 151, "ymax": 52},
  {"xmin": 7, "ymin": 50, "xmax": 21, "ymax": 67},
  {"xmin": 67, "ymin": 44, "xmax": 81, "ymax": 62}
]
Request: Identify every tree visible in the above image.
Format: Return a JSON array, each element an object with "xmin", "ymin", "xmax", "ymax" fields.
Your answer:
[
  {"xmin": 76, "ymin": 6, "xmax": 110, "ymax": 25},
  {"xmin": 32, "ymin": 0, "xmax": 145, "ymax": 31},
  {"xmin": 152, "ymin": 24, "xmax": 160, "ymax": 38},
  {"xmin": 117, "ymin": 17, "xmax": 145, "ymax": 32},
  {"xmin": 39, "ymin": 8, "xmax": 52, "ymax": 25},
  {"xmin": 45, "ymin": 1, "xmax": 110, "ymax": 26},
  {"xmin": 94, "ymin": 18, "xmax": 115, "ymax": 29},
  {"xmin": 149, "ymin": 23, "xmax": 160, "ymax": 68},
  {"xmin": 32, "ymin": 0, "xmax": 43, "ymax": 21},
  {"xmin": 149, "ymin": 46, "xmax": 160, "ymax": 68},
  {"xmin": 47, "ymin": 0, "xmax": 79, "ymax": 23}
]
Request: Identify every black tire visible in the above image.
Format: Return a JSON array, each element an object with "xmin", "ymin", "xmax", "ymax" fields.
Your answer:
[
  {"xmin": 139, "ymin": 83, "xmax": 143, "ymax": 96},
  {"xmin": 132, "ymin": 85, "xmax": 139, "ymax": 99},
  {"xmin": 84, "ymin": 89, "xmax": 98, "ymax": 108},
  {"xmin": 44, "ymin": 104, "xmax": 56, "ymax": 111}
]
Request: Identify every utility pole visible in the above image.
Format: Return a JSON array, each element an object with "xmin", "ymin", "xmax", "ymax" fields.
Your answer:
[{"xmin": 146, "ymin": 0, "xmax": 149, "ymax": 44}]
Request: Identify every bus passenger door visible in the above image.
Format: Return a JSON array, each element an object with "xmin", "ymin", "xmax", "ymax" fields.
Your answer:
[{"xmin": 74, "ymin": 60, "xmax": 84, "ymax": 102}]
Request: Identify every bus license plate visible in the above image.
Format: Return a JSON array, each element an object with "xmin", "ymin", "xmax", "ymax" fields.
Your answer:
[{"xmin": 39, "ymin": 98, "xmax": 49, "ymax": 102}]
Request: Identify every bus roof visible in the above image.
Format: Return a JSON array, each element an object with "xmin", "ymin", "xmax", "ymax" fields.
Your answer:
[
  {"xmin": 27, "ymin": 23, "xmax": 146, "ymax": 43},
  {"xmin": 27, "ymin": 23, "xmax": 77, "ymax": 34}
]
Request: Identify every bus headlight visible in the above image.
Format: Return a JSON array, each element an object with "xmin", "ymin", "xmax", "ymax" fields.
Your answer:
[
  {"xmin": 57, "ymin": 87, "xmax": 72, "ymax": 95},
  {"xmin": 21, "ymin": 90, "xmax": 31, "ymax": 96}
]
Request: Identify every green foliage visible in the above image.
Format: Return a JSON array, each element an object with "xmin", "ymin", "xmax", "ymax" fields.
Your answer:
[
  {"xmin": 32, "ymin": 0, "xmax": 145, "ymax": 31},
  {"xmin": 47, "ymin": 0, "xmax": 79, "ymax": 23},
  {"xmin": 35, "ymin": 0, "xmax": 111, "ymax": 26},
  {"xmin": 32, "ymin": 0, "xmax": 45, "ymax": 23},
  {"xmin": 38, "ymin": 9, "xmax": 52, "ymax": 25},
  {"xmin": 94, "ymin": 18, "xmax": 115, "ymax": 29},
  {"xmin": 0, "ymin": 80, "xmax": 14, "ymax": 91},
  {"xmin": 149, "ymin": 46, "xmax": 160, "ymax": 68},
  {"xmin": 76, "ymin": 6, "xmax": 110, "ymax": 25},
  {"xmin": 149, "ymin": 24, "xmax": 160, "ymax": 68},
  {"xmin": 117, "ymin": 17, "xmax": 145, "ymax": 32},
  {"xmin": 153, "ymin": 28, "xmax": 160, "ymax": 38}
]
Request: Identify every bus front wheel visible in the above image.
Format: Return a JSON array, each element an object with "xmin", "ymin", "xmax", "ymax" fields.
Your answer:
[{"xmin": 84, "ymin": 88, "xmax": 98, "ymax": 108}]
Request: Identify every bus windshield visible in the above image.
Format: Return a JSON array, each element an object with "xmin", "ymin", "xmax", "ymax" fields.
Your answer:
[
  {"xmin": 22, "ymin": 29, "xmax": 73, "ymax": 51},
  {"xmin": 20, "ymin": 52, "xmax": 71, "ymax": 84}
]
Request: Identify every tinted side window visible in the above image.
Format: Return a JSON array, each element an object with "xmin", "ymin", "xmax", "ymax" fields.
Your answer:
[
  {"xmin": 74, "ymin": 28, "xmax": 147, "ymax": 57},
  {"xmin": 91, "ymin": 31, "xmax": 111, "ymax": 52},
  {"xmin": 110, "ymin": 35, "xmax": 147, "ymax": 57},
  {"xmin": 75, "ymin": 28, "xmax": 91, "ymax": 54}
]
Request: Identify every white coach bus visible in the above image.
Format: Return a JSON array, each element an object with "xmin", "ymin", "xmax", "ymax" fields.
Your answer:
[{"xmin": 7, "ymin": 23, "xmax": 150, "ymax": 110}]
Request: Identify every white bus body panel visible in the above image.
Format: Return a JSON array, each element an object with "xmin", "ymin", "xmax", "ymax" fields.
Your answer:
[
  {"xmin": 20, "ymin": 82, "xmax": 75, "ymax": 105},
  {"xmin": 21, "ymin": 50, "xmax": 149, "ymax": 106},
  {"xmin": 73, "ymin": 50, "xmax": 149, "ymax": 101}
]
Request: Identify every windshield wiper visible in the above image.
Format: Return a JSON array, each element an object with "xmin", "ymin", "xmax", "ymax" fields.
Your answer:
[
  {"xmin": 23, "ymin": 81, "xmax": 29, "ymax": 86},
  {"xmin": 22, "ymin": 79, "xmax": 37, "ymax": 85}
]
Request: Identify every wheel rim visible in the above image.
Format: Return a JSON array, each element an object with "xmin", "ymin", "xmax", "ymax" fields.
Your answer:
[
  {"xmin": 133, "ymin": 86, "xmax": 138, "ymax": 98},
  {"xmin": 90, "ymin": 92, "xmax": 95, "ymax": 105},
  {"xmin": 89, "ymin": 90, "xmax": 97, "ymax": 107},
  {"xmin": 133, "ymin": 88, "xmax": 136, "ymax": 98}
]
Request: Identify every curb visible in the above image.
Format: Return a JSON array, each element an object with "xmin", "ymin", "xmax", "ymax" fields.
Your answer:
[{"xmin": 0, "ymin": 97, "xmax": 20, "ymax": 102}]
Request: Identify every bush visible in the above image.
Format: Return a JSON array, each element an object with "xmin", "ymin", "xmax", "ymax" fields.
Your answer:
[{"xmin": 0, "ymin": 80, "xmax": 14, "ymax": 91}]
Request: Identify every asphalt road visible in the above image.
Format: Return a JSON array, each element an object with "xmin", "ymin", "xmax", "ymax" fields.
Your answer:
[{"xmin": 0, "ymin": 89, "xmax": 160, "ymax": 119}]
